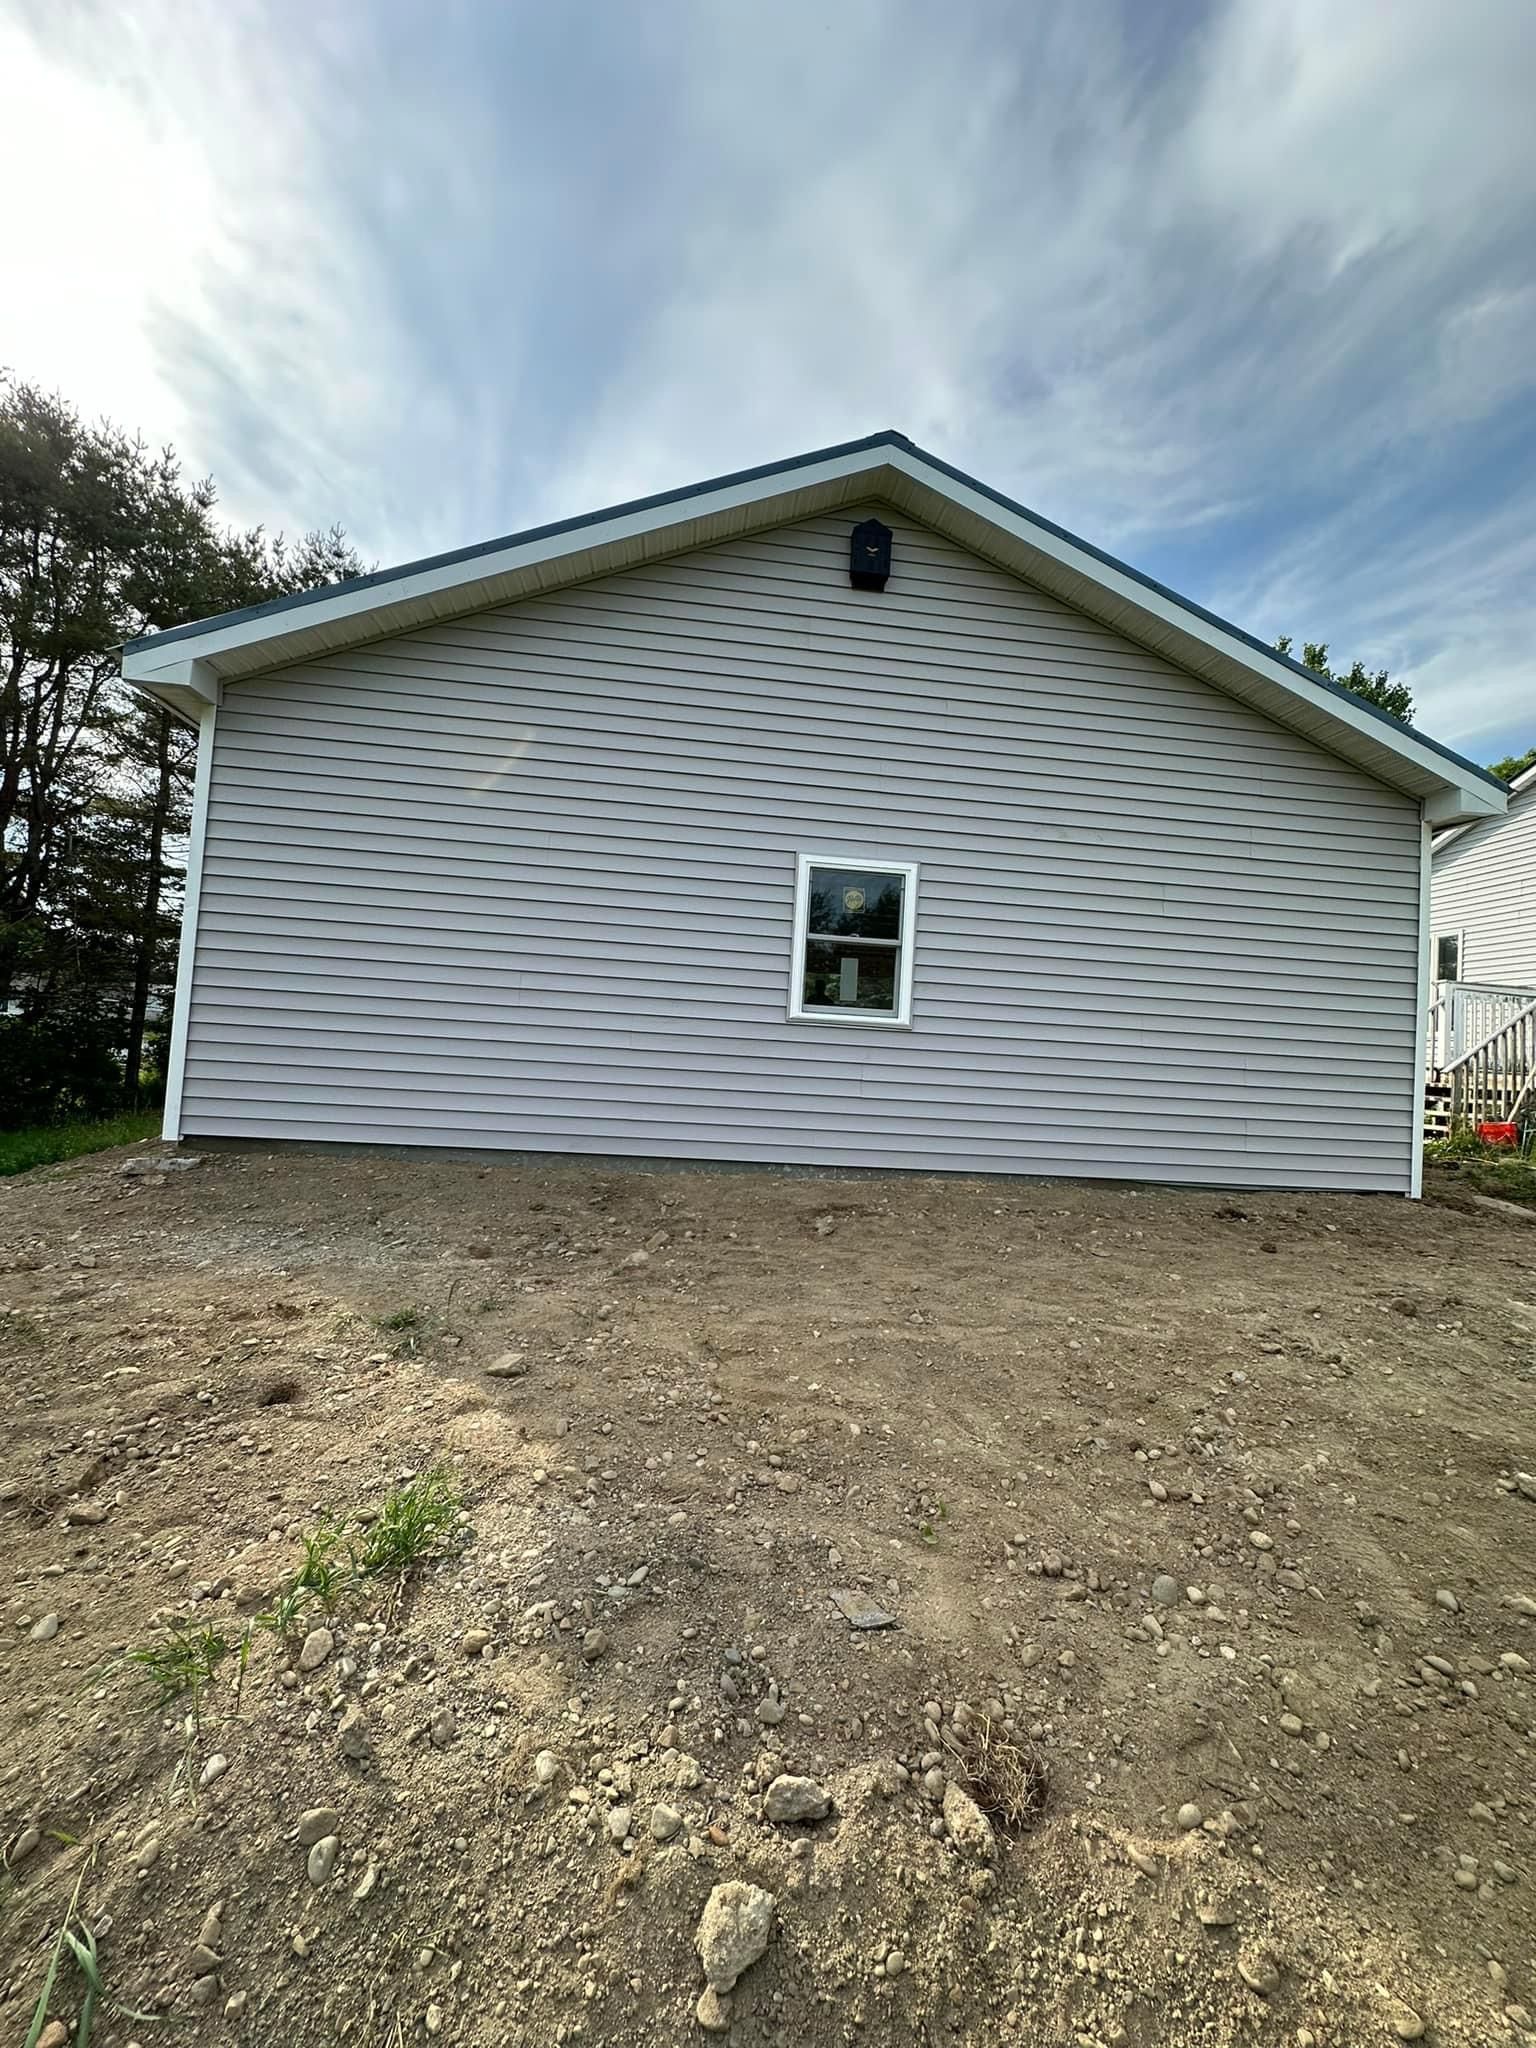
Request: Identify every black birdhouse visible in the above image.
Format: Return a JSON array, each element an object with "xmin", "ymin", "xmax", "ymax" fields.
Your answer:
[{"xmin": 849, "ymin": 516, "xmax": 892, "ymax": 591}]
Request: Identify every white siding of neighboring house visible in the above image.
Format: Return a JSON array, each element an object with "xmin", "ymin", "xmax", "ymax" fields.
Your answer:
[
  {"xmin": 1430, "ymin": 779, "xmax": 1536, "ymax": 989},
  {"xmin": 179, "ymin": 506, "xmax": 1424, "ymax": 1191}
]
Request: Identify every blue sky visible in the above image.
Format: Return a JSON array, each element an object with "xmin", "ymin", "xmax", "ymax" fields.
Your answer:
[{"xmin": 3, "ymin": 0, "xmax": 1533, "ymax": 761}]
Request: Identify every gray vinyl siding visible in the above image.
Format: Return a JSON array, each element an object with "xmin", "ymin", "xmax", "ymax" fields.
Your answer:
[
  {"xmin": 1429, "ymin": 788, "xmax": 1536, "ymax": 988},
  {"xmin": 181, "ymin": 507, "xmax": 1422, "ymax": 1190}
]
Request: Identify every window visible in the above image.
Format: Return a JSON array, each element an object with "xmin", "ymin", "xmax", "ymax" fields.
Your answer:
[
  {"xmin": 788, "ymin": 853, "xmax": 917, "ymax": 1026},
  {"xmin": 1435, "ymin": 931, "xmax": 1462, "ymax": 982}
]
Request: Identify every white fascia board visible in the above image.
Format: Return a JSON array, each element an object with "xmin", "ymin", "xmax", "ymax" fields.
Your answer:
[
  {"xmin": 881, "ymin": 448, "xmax": 1502, "ymax": 821},
  {"xmin": 118, "ymin": 445, "xmax": 894, "ymax": 682}
]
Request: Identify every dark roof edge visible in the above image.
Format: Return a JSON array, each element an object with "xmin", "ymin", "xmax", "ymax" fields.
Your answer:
[
  {"xmin": 122, "ymin": 430, "xmax": 916, "ymax": 656},
  {"xmin": 901, "ymin": 440, "xmax": 1505, "ymax": 795},
  {"xmin": 124, "ymin": 427, "xmax": 1504, "ymax": 795}
]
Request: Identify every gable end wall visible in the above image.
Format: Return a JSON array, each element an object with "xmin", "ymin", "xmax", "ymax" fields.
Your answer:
[{"xmin": 180, "ymin": 506, "xmax": 1422, "ymax": 1190}]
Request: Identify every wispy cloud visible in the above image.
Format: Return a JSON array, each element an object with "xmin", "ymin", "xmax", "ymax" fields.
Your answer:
[{"xmin": 2, "ymin": 0, "xmax": 1532, "ymax": 756}]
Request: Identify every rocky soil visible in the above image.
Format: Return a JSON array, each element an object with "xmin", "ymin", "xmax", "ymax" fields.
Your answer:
[{"xmin": 1, "ymin": 1141, "xmax": 1534, "ymax": 2047}]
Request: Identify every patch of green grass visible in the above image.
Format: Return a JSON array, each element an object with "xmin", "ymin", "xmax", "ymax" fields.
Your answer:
[
  {"xmin": 0, "ymin": 1111, "xmax": 159, "ymax": 1178},
  {"xmin": 354, "ymin": 1467, "xmax": 465, "ymax": 1579},
  {"xmin": 120, "ymin": 1469, "xmax": 468, "ymax": 1728},
  {"xmin": 1426, "ymin": 1143, "xmax": 1536, "ymax": 1210}
]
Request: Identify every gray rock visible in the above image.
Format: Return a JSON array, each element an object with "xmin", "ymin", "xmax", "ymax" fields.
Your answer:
[
  {"xmin": 1435, "ymin": 1588, "xmax": 1460, "ymax": 1613},
  {"xmin": 581, "ymin": 1626, "xmax": 609, "ymax": 1663},
  {"xmin": 942, "ymin": 1780, "xmax": 997, "ymax": 1862},
  {"xmin": 606, "ymin": 1805, "xmax": 632, "ymax": 1844},
  {"xmin": 1151, "ymin": 1574, "xmax": 1179, "ymax": 1606},
  {"xmin": 297, "ymin": 1626, "xmax": 334, "ymax": 1672},
  {"xmin": 430, "ymin": 1706, "xmax": 457, "ymax": 1748},
  {"xmin": 1177, "ymin": 1802, "xmax": 1203, "ymax": 1831},
  {"xmin": 28, "ymin": 1613, "xmax": 60, "ymax": 1643},
  {"xmin": 1515, "ymin": 1473, "xmax": 1536, "ymax": 1502},
  {"xmin": 198, "ymin": 1753, "xmax": 229, "ymax": 1788},
  {"xmin": 696, "ymin": 1880, "xmax": 775, "ymax": 1993},
  {"xmin": 764, "ymin": 1774, "xmax": 831, "ymax": 1823},
  {"xmin": 338, "ymin": 1704, "xmax": 371, "ymax": 1760},
  {"xmin": 190, "ymin": 1942, "xmax": 221, "ymax": 1975},
  {"xmin": 532, "ymin": 1749, "xmax": 560, "ymax": 1787},
  {"xmin": 197, "ymin": 1906, "xmax": 224, "ymax": 1951},
  {"xmin": 1503, "ymin": 1594, "xmax": 1536, "ymax": 1617},
  {"xmin": 695, "ymin": 1987, "xmax": 732, "ymax": 2032},
  {"xmin": 754, "ymin": 1695, "xmax": 785, "ymax": 1726},
  {"xmin": 306, "ymin": 1834, "xmax": 341, "ymax": 1885},
  {"xmin": 297, "ymin": 1806, "xmax": 340, "ymax": 1847},
  {"xmin": 829, "ymin": 1588, "xmax": 897, "ymax": 1630},
  {"xmin": 10, "ymin": 1824, "xmax": 41, "ymax": 1862},
  {"xmin": 460, "ymin": 1627, "xmax": 493, "ymax": 1657},
  {"xmin": 651, "ymin": 1803, "xmax": 684, "ymax": 1841},
  {"xmin": 1238, "ymin": 1954, "xmax": 1280, "ymax": 1996},
  {"xmin": 885, "ymin": 1948, "xmax": 907, "ymax": 1978}
]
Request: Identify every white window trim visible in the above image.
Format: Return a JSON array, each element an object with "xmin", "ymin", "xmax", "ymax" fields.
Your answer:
[
  {"xmin": 787, "ymin": 852, "xmax": 918, "ymax": 1029},
  {"xmin": 1434, "ymin": 927, "xmax": 1464, "ymax": 983}
]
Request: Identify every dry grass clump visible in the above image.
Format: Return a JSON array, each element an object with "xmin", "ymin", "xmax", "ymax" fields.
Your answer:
[{"xmin": 942, "ymin": 1710, "xmax": 1049, "ymax": 1836}]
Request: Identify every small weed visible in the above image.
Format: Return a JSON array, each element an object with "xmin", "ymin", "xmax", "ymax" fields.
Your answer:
[
  {"xmin": 122, "ymin": 1622, "xmax": 233, "ymax": 1723},
  {"xmin": 377, "ymin": 1305, "xmax": 428, "ymax": 1355},
  {"xmin": 23, "ymin": 1856, "xmax": 92, "ymax": 2048},
  {"xmin": 293, "ymin": 1519, "xmax": 352, "ymax": 1612},
  {"xmin": 354, "ymin": 1466, "xmax": 464, "ymax": 1580},
  {"xmin": 257, "ymin": 1580, "xmax": 313, "ymax": 1642}
]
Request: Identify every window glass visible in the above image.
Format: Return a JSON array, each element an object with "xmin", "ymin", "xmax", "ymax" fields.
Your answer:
[
  {"xmin": 805, "ymin": 865, "xmax": 905, "ymax": 942},
  {"xmin": 801, "ymin": 938, "xmax": 899, "ymax": 1014},
  {"xmin": 1435, "ymin": 933, "xmax": 1461, "ymax": 980}
]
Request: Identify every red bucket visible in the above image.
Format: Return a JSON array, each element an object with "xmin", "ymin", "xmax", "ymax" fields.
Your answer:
[{"xmin": 1475, "ymin": 1122, "xmax": 1520, "ymax": 1147}]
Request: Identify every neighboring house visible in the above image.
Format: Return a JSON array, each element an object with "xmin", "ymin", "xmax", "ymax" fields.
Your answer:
[
  {"xmin": 121, "ymin": 431, "xmax": 1504, "ymax": 1195},
  {"xmin": 1425, "ymin": 760, "xmax": 1536, "ymax": 1116},
  {"xmin": 1429, "ymin": 760, "xmax": 1536, "ymax": 991}
]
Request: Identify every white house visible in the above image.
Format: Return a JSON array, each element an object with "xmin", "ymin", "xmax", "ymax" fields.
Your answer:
[
  {"xmin": 1425, "ymin": 759, "xmax": 1535, "ymax": 1112},
  {"xmin": 1430, "ymin": 759, "xmax": 1536, "ymax": 991},
  {"xmin": 121, "ymin": 432, "xmax": 1505, "ymax": 1195}
]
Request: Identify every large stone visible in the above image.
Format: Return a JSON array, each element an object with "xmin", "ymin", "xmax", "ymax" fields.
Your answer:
[
  {"xmin": 764, "ymin": 1774, "xmax": 831, "ymax": 1823},
  {"xmin": 297, "ymin": 1806, "xmax": 340, "ymax": 1847},
  {"xmin": 297, "ymin": 1626, "xmax": 334, "ymax": 1672},
  {"xmin": 696, "ymin": 1880, "xmax": 775, "ymax": 1992},
  {"xmin": 942, "ymin": 1779, "xmax": 997, "ymax": 1862}
]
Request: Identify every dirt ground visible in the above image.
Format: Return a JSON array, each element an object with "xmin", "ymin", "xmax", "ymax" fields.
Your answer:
[{"xmin": 2, "ymin": 1142, "xmax": 1535, "ymax": 2048}]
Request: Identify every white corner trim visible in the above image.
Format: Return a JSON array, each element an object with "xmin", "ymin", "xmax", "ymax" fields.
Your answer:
[
  {"xmin": 787, "ymin": 850, "xmax": 919, "ymax": 1028},
  {"xmin": 1410, "ymin": 813, "xmax": 1432, "ymax": 1199},
  {"xmin": 162, "ymin": 696, "xmax": 218, "ymax": 1141}
]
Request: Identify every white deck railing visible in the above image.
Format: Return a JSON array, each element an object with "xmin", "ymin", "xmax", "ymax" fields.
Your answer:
[
  {"xmin": 1441, "ymin": 999, "xmax": 1536, "ymax": 1130},
  {"xmin": 1426, "ymin": 980, "xmax": 1536, "ymax": 1073}
]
